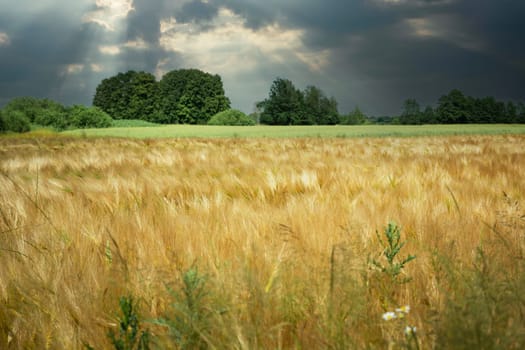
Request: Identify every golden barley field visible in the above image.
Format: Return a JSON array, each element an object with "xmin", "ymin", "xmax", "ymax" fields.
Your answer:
[{"xmin": 1, "ymin": 135, "xmax": 524, "ymax": 349}]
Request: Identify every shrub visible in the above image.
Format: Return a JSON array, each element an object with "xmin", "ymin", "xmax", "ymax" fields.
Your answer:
[
  {"xmin": 208, "ymin": 109, "xmax": 255, "ymax": 126},
  {"xmin": 0, "ymin": 110, "xmax": 5, "ymax": 132},
  {"xmin": 34, "ymin": 108, "xmax": 70, "ymax": 130},
  {"xmin": 1, "ymin": 110, "xmax": 31, "ymax": 133},
  {"xmin": 4, "ymin": 97, "xmax": 65, "ymax": 123},
  {"xmin": 68, "ymin": 105, "xmax": 113, "ymax": 129}
]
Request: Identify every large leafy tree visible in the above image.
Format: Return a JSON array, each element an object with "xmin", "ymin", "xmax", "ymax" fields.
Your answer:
[
  {"xmin": 436, "ymin": 89, "xmax": 471, "ymax": 123},
  {"xmin": 517, "ymin": 102, "xmax": 525, "ymax": 123},
  {"xmin": 0, "ymin": 109, "xmax": 31, "ymax": 133},
  {"xmin": 399, "ymin": 98, "xmax": 422, "ymax": 125},
  {"xmin": 342, "ymin": 106, "xmax": 367, "ymax": 125},
  {"xmin": 434, "ymin": 89, "xmax": 518, "ymax": 123},
  {"xmin": 0, "ymin": 110, "xmax": 5, "ymax": 132},
  {"xmin": 93, "ymin": 70, "xmax": 159, "ymax": 121},
  {"xmin": 422, "ymin": 105, "xmax": 438, "ymax": 124},
  {"xmin": 258, "ymin": 79, "xmax": 341, "ymax": 125},
  {"xmin": 259, "ymin": 78, "xmax": 306, "ymax": 125},
  {"xmin": 303, "ymin": 85, "xmax": 340, "ymax": 125},
  {"xmin": 159, "ymin": 69, "xmax": 230, "ymax": 124}
]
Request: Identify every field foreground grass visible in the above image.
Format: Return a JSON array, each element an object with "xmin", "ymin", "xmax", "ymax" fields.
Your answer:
[
  {"xmin": 62, "ymin": 123, "xmax": 525, "ymax": 139},
  {"xmin": 1, "ymin": 135, "xmax": 524, "ymax": 348}
]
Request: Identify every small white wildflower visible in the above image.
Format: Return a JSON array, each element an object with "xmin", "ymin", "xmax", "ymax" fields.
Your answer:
[
  {"xmin": 395, "ymin": 305, "xmax": 410, "ymax": 314},
  {"xmin": 382, "ymin": 311, "xmax": 397, "ymax": 321},
  {"xmin": 405, "ymin": 326, "xmax": 417, "ymax": 336}
]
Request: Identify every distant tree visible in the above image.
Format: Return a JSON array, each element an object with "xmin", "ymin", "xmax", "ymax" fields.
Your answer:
[
  {"xmin": 493, "ymin": 100, "xmax": 507, "ymax": 123},
  {"xmin": 390, "ymin": 116, "xmax": 401, "ymax": 125},
  {"xmin": 159, "ymin": 69, "xmax": 230, "ymax": 124},
  {"xmin": 436, "ymin": 89, "xmax": 470, "ymax": 123},
  {"xmin": 399, "ymin": 98, "xmax": 422, "ymax": 124},
  {"xmin": 505, "ymin": 101, "xmax": 518, "ymax": 123},
  {"xmin": 3, "ymin": 97, "xmax": 41, "ymax": 122},
  {"xmin": 4, "ymin": 97, "xmax": 64, "ymax": 123},
  {"xmin": 249, "ymin": 101, "xmax": 266, "ymax": 124},
  {"xmin": 1, "ymin": 110, "xmax": 31, "ymax": 133},
  {"xmin": 2, "ymin": 96, "xmax": 70, "ymax": 131},
  {"xmin": 34, "ymin": 108, "xmax": 69, "ymax": 130},
  {"xmin": 303, "ymin": 85, "xmax": 323, "ymax": 125},
  {"xmin": 93, "ymin": 70, "xmax": 159, "ymax": 121},
  {"xmin": 208, "ymin": 109, "xmax": 255, "ymax": 126},
  {"xmin": 422, "ymin": 105, "xmax": 437, "ymax": 124},
  {"xmin": 0, "ymin": 110, "xmax": 6, "ymax": 132},
  {"xmin": 303, "ymin": 86, "xmax": 339, "ymax": 124},
  {"xmin": 372, "ymin": 115, "xmax": 395, "ymax": 125},
  {"xmin": 319, "ymin": 96, "xmax": 340, "ymax": 125},
  {"xmin": 258, "ymin": 78, "xmax": 341, "ymax": 125},
  {"xmin": 517, "ymin": 102, "xmax": 525, "ymax": 123},
  {"xmin": 342, "ymin": 106, "xmax": 367, "ymax": 125},
  {"xmin": 259, "ymin": 78, "xmax": 305, "ymax": 125}
]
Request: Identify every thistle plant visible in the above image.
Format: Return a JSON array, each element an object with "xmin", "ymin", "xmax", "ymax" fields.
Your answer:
[
  {"xmin": 370, "ymin": 222, "xmax": 419, "ymax": 349},
  {"xmin": 107, "ymin": 296, "xmax": 151, "ymax": 350},
  {"xmin": 371, "ymin": 222, "xmax": 416, "ymax": 284},
  {"xmin": 155, "ymin": 267, "xmax": 215, "ymax": 350}
]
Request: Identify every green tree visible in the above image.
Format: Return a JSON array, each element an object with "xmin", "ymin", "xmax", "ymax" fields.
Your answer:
[
  {"xmin": 250, "ymin": 101, "xmax": 267, "ymax": 125},
  {"xmin": 34, "ymin": 108, "xmax": 69, "ymax": 130},
  {"xmin": 422, "ymin": 105, "xmax": 437, "ymax": 124},
  {"xmin": 4, "ymin": 97, "xmax": 65, "ymax": 123},
  {"xmin": 0, "ymin": 109, "xmax": 6, "ymax": 132},
  {"xmin": 159, "ymin": 69, "xmax": 230, "ymax": 124},
  {"xmin": 3, "ymin": 97, "xmax": 43, "ymax": 122},
  {"xmin": 342, "ymin": 106, "xmax": 367, "ymax": 125},
  {"xmin": 505, "ymin": 101, "xmax": 518, "ymax": 123},
  {"xmin": 436, "ymin": 89, "xmax": 470, "ymax": 123},
  {"xmin": 303, "ymin": 85, "xmax": 341, "ymax": 125},
  {"xmin": 259, "ymin": 78, "xmax": 305, "ymax": 125},
  {"xmin": 399, "ymin": 98, "xmax": 422, "ymax": 124},
  {"xmin": 1, "ymin": 110, "xmax": 31, "ymax": 133},
  {"xmin": 302, "ymin": 85, "xmax": 323, "ymax": 125},
  {"xmin": 517, "ymin": 102, "xmax": 525, "ymax": 123},
  {"xmin": 93, "ymin": 71, "xmax": 159, "ymax": 121},
  {"xmin": 318, "ymin": 96, "xmax": 340, "ymax": 125}
]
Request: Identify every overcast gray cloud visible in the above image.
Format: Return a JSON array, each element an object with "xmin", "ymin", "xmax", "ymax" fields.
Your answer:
[{"xmin": 0, "ymin": 0, "xmax": 523, "ymax": 115}]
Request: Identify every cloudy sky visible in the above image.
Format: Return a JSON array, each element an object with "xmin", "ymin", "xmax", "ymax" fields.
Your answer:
[{"xmin": 0, "ymin": 0, "xmax": 524, "ymax": 115}]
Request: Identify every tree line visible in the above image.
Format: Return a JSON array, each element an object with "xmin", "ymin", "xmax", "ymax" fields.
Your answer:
[
  {"xmin": 396, "ymin": 89, "xmax": 525, "ymax": 125},
  {"xmin": 0, "ymin": 97, "xmax": 112, "ymax": 133},
  {"xmin": 93, "ymin": 72, "xmax": 360, "ymax": 126},
  {"xmin": 2, "ymin": 69, "xmax": 525, "ymax": 133},
  {"xmin": 253, "ymin": 79, "xmax": 525, "ymax": 125},
  {"xmin": 0, "ymin": 68, "xmax": 234, "ymax": 133}
]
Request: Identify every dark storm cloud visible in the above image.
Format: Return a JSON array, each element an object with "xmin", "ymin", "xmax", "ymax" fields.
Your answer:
[
  {"xmin": 176, "ymin": 0, "xmax": 220, "ymax": 24},
  {"xmin": 0, "ymin": 0, "xmax": 524, "ymax": 114},
  {"xmin": 0, "ymin": 5, "xmax": 97, "ymax": 106},
  {"xmin": 126, "ymin": 0, "xmax": 170, "ymax": 43},
  {"xmin": 208, "ymin": 0, "xmax": 525, "ymax": 114}
]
